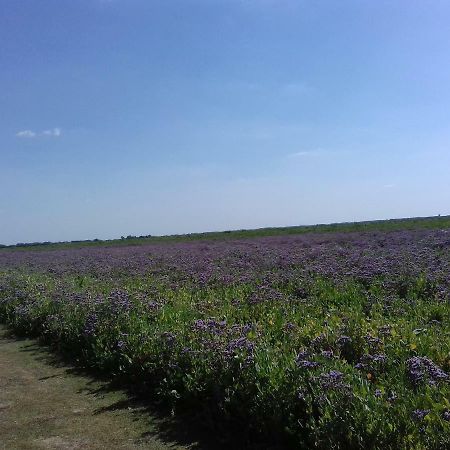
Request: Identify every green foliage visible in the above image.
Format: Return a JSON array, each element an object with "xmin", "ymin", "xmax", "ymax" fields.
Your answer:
[{"xmin": 1, "ymin": 269, "xmax": 449, "ymax": 449}]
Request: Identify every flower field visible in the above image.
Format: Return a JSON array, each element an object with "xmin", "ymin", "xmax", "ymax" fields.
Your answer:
[{"xmin": 1, "ymin": 224, "xmax": 449, "ymax": 449}]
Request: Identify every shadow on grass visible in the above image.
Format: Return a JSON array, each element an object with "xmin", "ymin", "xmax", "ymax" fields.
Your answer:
[{"xmin": 2, "ymin": 327, "xmax": 279, "ymax": 450}]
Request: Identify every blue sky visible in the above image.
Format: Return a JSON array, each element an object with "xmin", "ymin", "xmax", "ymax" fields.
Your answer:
[{"xmin": 1, "ymin": 0, "xmax": 450, "ymax": 244}]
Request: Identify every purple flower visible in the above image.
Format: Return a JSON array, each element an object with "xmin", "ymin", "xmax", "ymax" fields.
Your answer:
[
  {"xmin": 311, "ymin": 334, "xmax": 326, "ymax": 349},
  {"xmin": 297, "ymin": 389, "xmax": 307, "ymax": 400},
  {"xmin": 387, "ymin": 391, "xmax": 397, "ymax": 403},
  {"xmin": 296, "ymin": 350, "xmax": 309, "ymax": 360},
  {"xmin": 285, "ymin": 322, "xmax": 296, "ymax": 331},
  {"xmin": 371, "ymin": 353, "xmax": 387, "ymax": 363},
  {"xmin": 378, "ymin": 325, "xmax": 392, "ymax": 336},
  {"xmin": 295, "ymin": 350, "xmax": 319, "ymax": 369},
  {"xmin": 226, "ymin": 336, "xmax": 255, "ymax": 362},
  {"xmin": 83, "ymin": 312, "xmax": 98, "ymax": 336},
  {"xmin": 412, "ymin": 409, "xmax": 430, "ymax": 421},
  {"xmin": 365, "ymin": 334, "xmax": 382, "ymax": 349},
  {"xmin": 337, "ymin": 335, "xmax": 352, "ymax": 346},
  {"xmin": 194, "ymin": 319, "xmax": 207, "ymax": 331},
  {"xmin": 327, "ymin": 370, "xmax": 344, "ymax": 380},
  {"xmin": 406, "ymin": 356, "xmax": 448, "ymax": 387},
  {"xmin": 161, "ymin": 331, "xmax": 176, "ymax": 346},
  {"xmin": 298, "ymin": 360, "xmax": 320, "ymax": 369},
  {"xmin": 318, "ymin": 370, "xmax": 348, "ymax": 392},
  {"xmin": 109, "ymin": 289, "xmax": 132, "ymax": 314},
  {"xmin": 147, "ymin": 300, "xmax": 160, "ymax": 311},
  {"xmin": 321, "ymin": 350, "xmax": 334, "ymax": 359}
]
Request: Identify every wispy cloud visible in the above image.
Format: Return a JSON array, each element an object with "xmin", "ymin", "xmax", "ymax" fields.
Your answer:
[
  {"xmin": 16, "ymin": 130, "xmax": 36, "ymax": 138},
  {"xmin": 16, "ymin": 128, "xmax": 62, "ymax": 138},
  {"xmin": 42, "ymin": 128, "xmax": 61, "ymax": 137},
  {"xmin": 289, "ymin": 151, "xmax": 312, "ymax": 157},
  {"xmin": 288, "ymin": 148, "xmax": 324, "ymax": 158}
]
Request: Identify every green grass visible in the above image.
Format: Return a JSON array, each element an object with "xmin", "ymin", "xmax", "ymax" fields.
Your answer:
[{"xmin": 0, "ymin": 325, "xmax": 183, "ymax": 450}]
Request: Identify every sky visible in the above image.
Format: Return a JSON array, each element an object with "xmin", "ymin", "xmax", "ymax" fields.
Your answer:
[{"xmin": 1, "ymin": 0, "xmax": 450, "ymax": 245}]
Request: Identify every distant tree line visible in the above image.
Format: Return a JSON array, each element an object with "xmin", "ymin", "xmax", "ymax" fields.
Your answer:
[
  {"xmin": 1, "ymin": 215, "xmax": 448, "ymax": 249},
  {"xmin": 2, "ymin": 235, "xmax": 155, "ymax": 249}
]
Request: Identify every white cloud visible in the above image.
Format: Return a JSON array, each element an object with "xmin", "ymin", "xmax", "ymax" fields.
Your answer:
[
  {"xmin": 289, "ymin": 151, "xmax": 312, "ymax": 157},
  {"xmin": 15, "ymin": 128, "xmax": 62, "ymax": 138},
  {"xmin": 16, "ymin": 130, "xmax": 36, "ymax": 138},
  {"xmin": 42, "ymin": 128, "xmax": 61, "ymax": 137},
  {"xmin": 288, "ymin": 148, "xmax": 324, "ymax": 158}
]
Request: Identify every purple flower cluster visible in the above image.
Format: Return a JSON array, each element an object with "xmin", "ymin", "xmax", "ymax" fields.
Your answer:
[
  {"xmin": 387, "ymin": 391, "xmax": 397, "ymax": 403},
  {"xmin": 406, "ymin": 356, "xmax": 448, "ymax": 387},
  {"xmin": 412, "ymin": 409, "xmax": 430, "ymax": 421},
  {"xmin": 108, "ymin": 289, "xmax": 132, "ymax": 314},
  {"xmin": 318, "ymin": 370, "xmax": 349, "ymax": 392},
  {"xmin": 225, "ymin": 335, "xmax": 255, "ymax": 367},
  {"xmin": 226, "ymin": 336, "xmax": 254, "ymax": 355},
  {"xmin": 83, "ymin": 312, "xmax": 98, "ymax": 336},
  {"xmin": 1, "ymin": 228, "xmax": 449, "ymax": 296},
  {"xmin": 193, "ymin": 318, "xmax": 227, "ymax": 334},
  {"xmin": 161, "ymin": 331, "xmax": 176, "ymax": 347},
  {"xmin": 337, "ymin": 335, "xmax": 352, "ymax": 346},
  {"xmin": 355, "ymin": 353, "xmax": 387, "ymax": 373},
  {"xmin": 296, "ymin": 350, "xmax": 320, "ymax": 369},
  {"xmin": 365, "ymin": 334, "xmax": 383, "ymax": 350},
  {"xmin": 378, "ymin": 325, "xmax": 392, "ymax": 336},
  {"xmin": 321, "ymin": 350, "xmax": 334, "ymax": 359}
]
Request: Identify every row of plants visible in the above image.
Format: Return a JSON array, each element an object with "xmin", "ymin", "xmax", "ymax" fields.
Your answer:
[{"xmin": 1, "ymin": 267, "xmax": 449, "ymax": 449}]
